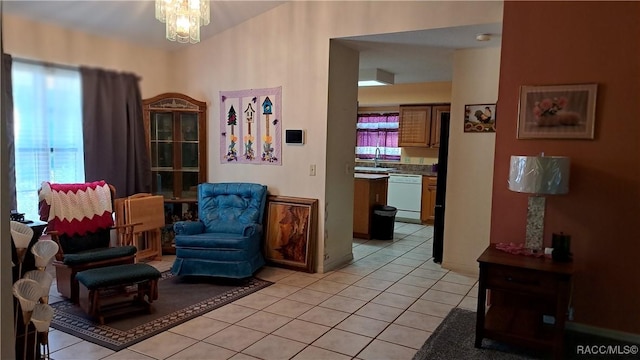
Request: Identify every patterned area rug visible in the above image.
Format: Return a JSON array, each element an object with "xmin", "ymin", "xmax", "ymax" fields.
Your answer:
[{"xmin": 50, "ymin": 271, "xmax": 272, "ymax": 351}]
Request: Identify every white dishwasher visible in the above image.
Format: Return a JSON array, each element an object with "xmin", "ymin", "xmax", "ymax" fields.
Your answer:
[{"xmin": 387, "ymin": 174, "xmax": 422, "ymax": 222}]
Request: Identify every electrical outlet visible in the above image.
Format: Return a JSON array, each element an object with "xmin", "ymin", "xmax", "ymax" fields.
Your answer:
[{"xmin": 310, "ymin": 164, "xmax": 316, "ymax": 176}]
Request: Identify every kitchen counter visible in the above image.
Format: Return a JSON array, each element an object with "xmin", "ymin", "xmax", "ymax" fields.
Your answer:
[
  {"xmin": 353, "ymin": 174, "xmax": 388, "ymax": 239},
  {"xmin": 355, "ymin": 169, "xmax": 437, "ymax": 177},
  {"xmin": 354, "ymin": 162, "xmax": 437, "ymax": 177},
  {"xmin": 355, "ymin": 173, "xmax": 389, "ymax": 180},
  {"xmin": 392, "ymin": 170, "xmax": 437, "ymax": 177}
]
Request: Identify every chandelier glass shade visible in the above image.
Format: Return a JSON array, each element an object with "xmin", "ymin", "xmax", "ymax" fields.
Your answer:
[{"xmin": 155, "ymin": 0, "xmax": 210, "ymax": 44}]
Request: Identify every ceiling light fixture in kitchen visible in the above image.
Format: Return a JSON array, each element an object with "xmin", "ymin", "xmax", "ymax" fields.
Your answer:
[
  {"xmin": 155, "ymin": 0, "xmax": 210, "ymax": 44},
  {"xmin": 358, "ymin": 68, "xmax": 395, "ymax": 87},
  {"xmin": 475, "ymin": 33, "xmax": 491, "ymax": 42}
]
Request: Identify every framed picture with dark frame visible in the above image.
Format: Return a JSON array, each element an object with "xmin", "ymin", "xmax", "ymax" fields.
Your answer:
[
  {"xmin": 264, "ymin": 195, "xmax": 318, "ymax": 273},
  {"xmin": 464, "ymin": 103, "xmax": 496, "ymax": 133},
  {"xmin": 517, "ymin": 83, "xmax": 597, "ymax": 139}
]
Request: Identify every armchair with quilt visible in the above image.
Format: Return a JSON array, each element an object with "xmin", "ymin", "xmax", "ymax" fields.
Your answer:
[
  {"xmin": 171, "ymin": 182, "xmax": 267, "ymax": 278},
  {"xmin": 38, "ymin": 180, "xmax": 138, "ymax": 303}
]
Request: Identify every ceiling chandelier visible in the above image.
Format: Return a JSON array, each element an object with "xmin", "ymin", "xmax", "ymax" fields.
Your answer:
[{"xmin": 155, "ymin": 0, "xmax": 210, "ymax": 44}]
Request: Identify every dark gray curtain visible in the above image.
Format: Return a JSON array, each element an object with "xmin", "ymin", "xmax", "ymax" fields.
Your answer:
[
  {"xmin": 3, "ymin": 54, "xmax": 16, "ymax": 210},
  {"xmin": 80, "ymin": 67, "xmax": 150, "ymax": 198}
]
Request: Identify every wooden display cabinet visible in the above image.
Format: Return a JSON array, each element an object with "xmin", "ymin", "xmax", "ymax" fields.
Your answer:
[
  {"xmin": 161, "ymin": 198, "xmax": 198, "ymax": 255},
  {"xmin": 143, "ymin": 93, "xmax": 207, "ymax": 199}
]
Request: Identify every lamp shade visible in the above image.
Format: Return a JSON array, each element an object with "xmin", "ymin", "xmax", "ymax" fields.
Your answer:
[
  {"xmin": 31, "ymin": 240, "xmax": 59, "ymax": 269},
  {"xmin": 508, "ymin": 155, "xmax": 570, "ymax": 195},
  {"xmin": 10, "ymin": 221, "xmax": 33, "ymax": 249},
  {"xmin": 23, "ymin": 270, "xmax": 54, "ymax": 295},
  {"xmin": 31, "ymin": 303, "xmax": 54, "ymax": 332}
]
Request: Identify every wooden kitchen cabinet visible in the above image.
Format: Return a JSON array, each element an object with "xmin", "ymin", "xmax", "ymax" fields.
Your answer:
[
  {"xmin": 353, "ymin": 175, "xmax": 388, "ymax": 239},
  {"xmin": 399, "ymin": 105, "xmax": 432, "ymax": 147},
  {"xmin": 430, "ymin": 105, "xmax": 450, "ymax": 148},
  {"xmin": 398, "ymin": 104, "xmax": 450, "ymax": 148},
  {"xmin": 421, "ymin": 176, "xmax": 437, "ymax": 224}
]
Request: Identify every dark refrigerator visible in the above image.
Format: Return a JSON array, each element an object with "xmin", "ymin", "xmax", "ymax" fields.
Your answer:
[{"xmin": 433, "ymin": 112, "xmax": 450, "ymax": 264}]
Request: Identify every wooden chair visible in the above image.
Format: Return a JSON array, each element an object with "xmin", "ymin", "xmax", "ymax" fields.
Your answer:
[{"xmin": 39, "ymin": 181, "xmax": 138, "ymax": 303}]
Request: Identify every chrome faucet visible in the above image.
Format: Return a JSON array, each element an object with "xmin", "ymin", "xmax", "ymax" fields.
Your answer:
[{"xmin": 374, "ymin": 147, "xmax": 381, "ymax": 167}]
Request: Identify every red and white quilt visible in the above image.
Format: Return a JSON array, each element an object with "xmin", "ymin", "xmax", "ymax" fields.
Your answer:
[{"xmin": 38, "ymin": 180, "xmax": 114, "ymax": 237}]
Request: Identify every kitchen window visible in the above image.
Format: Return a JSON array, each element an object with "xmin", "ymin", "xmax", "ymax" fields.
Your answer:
[{"xmin": 355, "ymin": 112, "xmax": 401, "ymax": 161}]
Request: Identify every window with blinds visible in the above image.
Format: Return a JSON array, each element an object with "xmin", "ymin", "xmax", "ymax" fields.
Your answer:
[{"xmin": 12, "ymin": 61, "xmax": 84, "ymax": 220}]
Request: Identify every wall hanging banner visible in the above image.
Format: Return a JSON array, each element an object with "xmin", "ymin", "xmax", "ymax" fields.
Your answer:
[{"xmin": 220, "ymin": 87, "xmax": 282, "ymax": 165}]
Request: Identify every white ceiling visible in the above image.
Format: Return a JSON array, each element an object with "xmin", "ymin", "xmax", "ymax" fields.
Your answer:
[
  {"xmin": 3, "ymin": 1, "xmax": 502, "ymax": 84},
  {"xmin": 3, "ymin": 1, "xmax": 286, "ymax": 51},
  {"xmin": 342, "ymin": 24, "xmax": 503, "ymax": 84}
]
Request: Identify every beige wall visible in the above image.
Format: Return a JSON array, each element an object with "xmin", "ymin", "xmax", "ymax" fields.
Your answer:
[
  {"xmin": 442, "ymin": 47, "xmax": 501, "ymax": 274},
  {"xmin": 324, "ymin": 40, "xmax": 359, "ymax": 270},
  {"xmin": 3, "ymin": 14, "xmax": 174, "ymax": 98},
  {"xmin": 171, "ymin": 1, "xmax": 504, "ymax": 272}
]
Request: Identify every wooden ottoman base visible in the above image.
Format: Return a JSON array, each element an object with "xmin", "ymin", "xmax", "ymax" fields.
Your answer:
[{"xmin": 76, "ymin": 263, "xmax": 161, "ymax": 325}]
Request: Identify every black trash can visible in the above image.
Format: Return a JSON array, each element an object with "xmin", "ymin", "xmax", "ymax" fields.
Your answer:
[{"xmin": 371, "ymin": 205, "xmax": 397, "ymax": 240}]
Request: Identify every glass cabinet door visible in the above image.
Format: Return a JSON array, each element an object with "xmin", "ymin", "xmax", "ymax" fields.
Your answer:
[{"xmin": 180, "ymin": 112, "xmax": 199, "ymax": 170}]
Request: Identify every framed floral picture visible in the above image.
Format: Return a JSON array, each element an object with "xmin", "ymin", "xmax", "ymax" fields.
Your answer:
[
  {"xmin": 517, "ymin": 84, "xmax": 597, "ymax": 139},
  {"xmin": 264, "ymin": 195, "xmax": 318, "ymax": 273},
  {"xmin": 464, "ymin": 103, "xmax": 496, "ymax": 133}
]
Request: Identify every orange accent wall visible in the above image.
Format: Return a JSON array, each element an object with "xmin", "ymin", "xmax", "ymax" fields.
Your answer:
[{"xmin": 492, "ymin": 2, "xmax": 640, "ymax": 333}]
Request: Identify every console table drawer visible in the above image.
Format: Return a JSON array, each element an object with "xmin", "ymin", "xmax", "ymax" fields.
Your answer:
[{"xmin": 485, "ymin": 264, "xmax": 558, "ymax": 295}]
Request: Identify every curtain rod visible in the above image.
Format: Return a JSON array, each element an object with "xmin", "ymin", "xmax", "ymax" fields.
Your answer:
[
  {"xmin": 14, "ymin": 57, "xmax": 79, "ymax": 72},
  {"xmin": 13, "ymin": 57, "xmax": 142, "ymax": 80}
]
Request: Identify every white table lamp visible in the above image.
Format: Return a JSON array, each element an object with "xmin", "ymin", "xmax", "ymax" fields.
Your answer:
[{"xmin": 508, "ymin": 155, "xmax": 570, "ymax": 251}]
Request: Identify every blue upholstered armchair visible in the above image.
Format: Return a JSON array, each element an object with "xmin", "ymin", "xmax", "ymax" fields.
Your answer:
[{"xmin": 171, "ymin": 183, "xmax": 267, "ymax": 278}]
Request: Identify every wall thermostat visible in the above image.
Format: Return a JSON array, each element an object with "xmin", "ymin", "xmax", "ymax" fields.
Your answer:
[{"xmin": 285, "ymin": 129, "xmax": 305, "ymax": 145}]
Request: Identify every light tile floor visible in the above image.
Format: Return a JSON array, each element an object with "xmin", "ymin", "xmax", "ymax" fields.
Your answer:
[{"xmin": 47, "ymin": 223, "xmax": 479, "ymax": 360}]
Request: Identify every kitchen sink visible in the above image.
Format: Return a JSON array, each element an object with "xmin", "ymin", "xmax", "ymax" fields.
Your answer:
[{"xmin": 354, "ymin": 166, "xmax": 396, "ymax": 173}]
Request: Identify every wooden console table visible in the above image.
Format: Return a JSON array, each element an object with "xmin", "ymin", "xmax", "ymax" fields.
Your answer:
[{"xmin": 475, "ymin": 245, "xmax": 574, "ymax": 359}]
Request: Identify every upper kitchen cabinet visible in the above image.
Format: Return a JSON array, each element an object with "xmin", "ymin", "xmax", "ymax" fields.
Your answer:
[
  {"xmin": 143, "ymin": 93, "xmax": 207, "ymax": 199},
  {"xmin": 398, "ymin": 105, "xmax": 432, "ymax": 147},
  {"xmin": 398, "ymin": 104, "xmax": 450, "ymax": 148}
]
